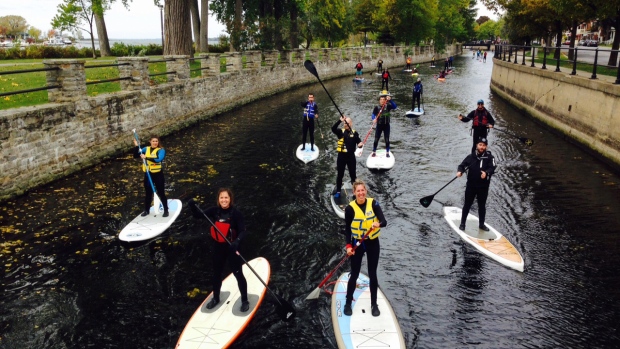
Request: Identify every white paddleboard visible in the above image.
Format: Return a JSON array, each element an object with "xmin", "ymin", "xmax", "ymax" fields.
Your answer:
[
  {"xmin": 330, "ymin": 182, "xmax": 354, "ymax": 219},
  {"xmin": 403, "ymin": 69, "xmax": 412, "ymax": 72},
  {"xmin": 430, "ymin": 65, "xmax": 436, "ymax": 68},
  {"xmin": 405, "ymin": 108, "xmax": 424, "ymax": 118},
  {"xmin": 176, "ymin": 257, "xmax": 270, "ymax": 349},
  {"xmin": 332, "ymin": 272, "xmax": 406, "ymax": 349},
  {"xmin": 366, "ymin": 149, "xmax": 395, "ymax": 170},
  {"xmin": 443, "ymin": 207, "xmax": 524, "ymax": 272},
  {"xmin": 352, "ymin": 78, "xmax": 365, "ymax": 82},
  {"xmin": 119, "ymin": 199, "xmax": 182, "ymax": 242},
  {"xmin": 296, "ymin": 144, "xmax": 320, "ymax": 164}
]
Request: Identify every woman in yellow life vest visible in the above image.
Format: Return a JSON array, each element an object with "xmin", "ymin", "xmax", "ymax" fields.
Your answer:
[
  {"xmin": 343, "ymin": 179, "xmax": 387, "ymax": 318},
  {"xmin": 133, "ymin": 136, "xmax": 169, "ymax": 217}
]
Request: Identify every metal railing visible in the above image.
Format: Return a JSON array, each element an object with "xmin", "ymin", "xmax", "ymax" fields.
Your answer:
[
  {"xmin": 84, "ymin": 62, "xmax": 131, "ymax": 86},
  {"xmin": 494, "ymin": 44, "xmax": 620, "ymax": 84},
  {"xmin": 0, "ymin": 66, "xmax": 60, "ymax": 98}
]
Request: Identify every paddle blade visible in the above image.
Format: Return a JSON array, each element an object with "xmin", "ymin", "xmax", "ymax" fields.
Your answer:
[
  {"xmin": 274, "ymin": 295, "xmax": 296, "ymax": 321},
  {"xmin": 354, "ymin": 146, "xmax": 364, "ymax": 157},
  {"xmin": 419, "ymin": 195, "xmax": 434, "ymax": 208},
  {"xmin": 305, "ymin": 287, "xmax": 322, "ymax": 300},
  {"xmin": 304, "ymin": 60, "xmax": 319, "ymax": 78}
]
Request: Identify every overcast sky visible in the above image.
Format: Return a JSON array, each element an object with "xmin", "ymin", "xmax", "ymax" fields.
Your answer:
[{"xmin": 2, "ymin": 0, "xmax": 498, "ymax": 40}]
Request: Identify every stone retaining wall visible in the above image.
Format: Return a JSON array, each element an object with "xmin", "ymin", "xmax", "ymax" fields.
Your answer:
[
  {"xmin": 0, "ymin": 45, "xmax": 461, "ymax": 200},
  {"xmin": 490, "ymin": 58, "xmax": 620, "ymax": 169}
]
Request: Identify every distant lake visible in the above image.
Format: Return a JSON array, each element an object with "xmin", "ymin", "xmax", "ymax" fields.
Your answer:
[{"xmin": 77, "ymin": 38, "xmax": 221, "ymax": 49}]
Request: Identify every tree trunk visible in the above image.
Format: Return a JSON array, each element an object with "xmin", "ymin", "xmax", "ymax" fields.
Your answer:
[
  {"xmin": 94, "ymin": 12, "xmax": 111, "ymax": 57},
  {"xmin": 568, "ymin": 20, "xmax": 577, "ymax": 61},
  {"xmin": 553, "ymin": 21, "xmax": 562, "ymax": 60},
  {"xmin": 231, "ymin": 0, "xmax": 242, "ymax": 51},
  {"xmin": 165, "ymin": 0, "xmax": 192, "ymax": 55},
  {"xmin": 200, "ymin": 0, "xmax": 209, "ymax": 52},
  {"xmin": 190, "ymin": 0, "xmax": 201, "ymax": 50},
  {"xmin": 607, "ymin": 12, "xmax": 620, "ymax": 67},
  {"xmin": 289, "ymin": 1, "xmax": 298, "ymax": 49},
  {"xmin": 274, "ymin": 0, "xmax": 283, "ymax": 50}
]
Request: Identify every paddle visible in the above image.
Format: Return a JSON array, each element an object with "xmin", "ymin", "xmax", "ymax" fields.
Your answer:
[
  {"xmin": 491, "ymin": 127, "xmax": 534, "ymax": 146},
  {"xmin": 305, "ymin": 227, "xmax": 374, "ymax": 300},
  {"xmin": 315, "ymin": 118, "xmax": 330, "ymax": 155},
  {"xmin": 419, "ymin": 164, "xmax": 472, "ymax": 208},
  {"xmin": 190, "ymin": 201, "xmax": 296, "ymax": 322},
  {"xmin": 133, "ymin": 129, "xmax": 164, "ymax": 215},
  {"xmin": 355, "ymin": 102, "xmax": 387, "ymax": 157}
]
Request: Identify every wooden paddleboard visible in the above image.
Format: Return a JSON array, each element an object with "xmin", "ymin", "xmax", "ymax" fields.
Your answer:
[
  {"xmin": 330, "ymin": 182, "xmax": 354, "ymax": 219},
  {"xmin": 296, "ymin": 144, "xmax": 320, "ymax": 164},
  {"xmin": 332, "ymin": 272, "xmax": 406, "ymax": 349},
  {"xmin": 176, "ymin": 257, "xmax": 270, "ymax": 349},
  {"xmin": 443, "ymin": 207, "xmax": 524, "ymax": 272},
  {"xmin": 366, "ymin": 149, "xmax": 394, "ymax": 170},
  {"xmin": 119, "ymin": 199, "xmax": 182, "ymax": 242},
  {"xmin": 405, "ymin": 108, "xmax": 424, "ymax": 118},
  {"xmin": 437, "ymin": 77, "xmax": 446, "ymax": 82}
]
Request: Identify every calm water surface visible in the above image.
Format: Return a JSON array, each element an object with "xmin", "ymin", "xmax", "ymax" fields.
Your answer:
[{"xmin": 1, "ymin": 56, "xmax": 620, "ymax": 349}]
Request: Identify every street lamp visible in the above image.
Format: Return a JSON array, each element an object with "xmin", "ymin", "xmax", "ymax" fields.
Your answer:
[{"xmin": 158, "ymin": 4, "xmax": 164, "ymax": 52}]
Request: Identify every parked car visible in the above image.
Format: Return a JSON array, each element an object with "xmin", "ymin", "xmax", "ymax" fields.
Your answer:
[
  {"xmin": 578, "ymin": 40, "xmax": 586, "ymax": 46},
  {"xmin": 563, "ymin": 40, "xmax": 571, "ymax": 45},
  {"xmin": 586, "ymin": 40, "xmax": 598, "ymax": 47}
]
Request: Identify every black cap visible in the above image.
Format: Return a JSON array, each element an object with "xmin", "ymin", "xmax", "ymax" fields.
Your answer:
[{"xmin": 478, "ymin": 137, "xmax": 488, "ymax": 145}]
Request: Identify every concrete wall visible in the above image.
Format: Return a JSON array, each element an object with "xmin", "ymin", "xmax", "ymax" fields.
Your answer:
[
  {"xmin": 0, "ymin": 45, "xmax": 461, "ymax": 200},
  {"xmin": 490, "ymin": 58, "xmax": 620, "ymax": 169}
]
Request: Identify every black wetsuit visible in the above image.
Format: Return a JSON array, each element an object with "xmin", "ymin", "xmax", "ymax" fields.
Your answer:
[
  {"xmin": 344, "ymin": 199, "xmax": 387, "ymax": 306},
  {"xmin": 134, "ymin": 146, "xmax": 168, "ymax": 213},
  {"xmin": 460, "ymin": 107, "xmax": 496, "ymax": 151},
  {"xmin": 332, "ymin": 120, "xmax": 362, "ymax": 193},
  {"xmin": 458, "ymin": 150, "xmax": 496, "ymax": 227},
  {"xmin": 190, "ymin": 204, "xmax": 248, "ymax": 303},
  {"xmin": 377, "ymin": 60, "xmax": 383, "ymax": 73},
  {"xmin": 372, "ymin": 100, "xmax": 397, "ymax": 152},
  {"xmin": 381, "ymin": 71, "xmax": 391, "ymax": 91},
  {"xmin": 412, "ymin": 81, "xmax": 423, "ymax": 111}
]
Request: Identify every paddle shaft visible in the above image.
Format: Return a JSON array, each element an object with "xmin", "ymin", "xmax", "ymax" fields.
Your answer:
[
  {"xmin": 361, "ymin": 102, "xmax": 387, "ymax": 145},
  {"xmin": 304, "ymin": 60, "xmax": 353, "ymax": 130},
  {"xmin": 315, "ymin": 228, "xmax": 374, "ymax": 290},
  {"xmin": 193, "ymin": 204, "xmax": 290, "ymax": 309}
]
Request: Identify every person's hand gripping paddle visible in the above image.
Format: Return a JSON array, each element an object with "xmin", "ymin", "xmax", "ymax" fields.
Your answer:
[{"xmin": 133, "ymin": 129, "xmax": 164, "ymax": 215}]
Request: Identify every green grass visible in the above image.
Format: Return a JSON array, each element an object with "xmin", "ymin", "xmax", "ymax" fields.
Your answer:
[
  {"xmin": 531, "ymin": 50, "xmax": 620, "ymax": 78},
  {"xmin": 0, "ymin": 57, "xmax": 206, "ymax": 110}
]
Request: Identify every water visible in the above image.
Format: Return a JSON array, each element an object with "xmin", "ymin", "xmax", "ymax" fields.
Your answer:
[{"xmin": 1, "ymin": 56, "xmax": 620, "ymax": 348}]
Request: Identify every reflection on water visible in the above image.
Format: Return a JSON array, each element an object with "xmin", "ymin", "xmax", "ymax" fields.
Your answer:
[{"xmin": 1, "ymin": 55, "xmax": 620, "ymax": 348}]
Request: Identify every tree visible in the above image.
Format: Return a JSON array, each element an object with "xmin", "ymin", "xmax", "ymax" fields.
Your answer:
[
  {"xmin": 190, "ymin": 0, "xmax": 201, "ymax": 50},
  {"xmin": 94, "ymin": 12, "xmax": 112, "ymax": 56},
  {"xmin": 351, "ymin": 0, "xmax": 375, "ymax": 47},
  {"xmin": 52, "ymin": 0, "xmax": 100, "ymax": 58},
  {"xmin": 164, "ymin": 0, "xmax": 192, "ymax": 55},
  {"xmin": 199, "ymin": 0, "xmax": 209, "ymax": 52},
  {"xmin": 0, "ymin": 15, "xmax": 28, "ymax": 39},
  {"xmin": 477, "ymin": 16, "xmax": 491, "ymax": 25},
  {"xmin": 28, "ymin": 27, "xmax": 42, "ymax": 42},
  {"xmin": 591, "ymin": 0, "xmax": 620, "ymax": 66}
]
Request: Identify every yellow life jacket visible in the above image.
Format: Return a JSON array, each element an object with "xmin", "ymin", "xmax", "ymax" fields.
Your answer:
[
  {"xmin": 337, "ymin": 128, "xmax": 356, "ymax": 153},
  {"xmin": 349, "ymin": 198, "xmax": 381, "ymax": 240},
  {"xmin": 141, "ymin": 147, "xmax": 162, "ymax": 173}
]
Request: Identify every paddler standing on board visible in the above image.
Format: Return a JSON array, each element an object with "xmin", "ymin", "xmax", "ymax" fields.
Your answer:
[
  {"xmin": 332, "ymin": 116, "xmax": 363, "ymax": 198},
  {"xmin": 300, "ymin": 93, "xmax": 319, "ymax": 151},
  {"xmin": 343, "ymin": 179, "xmax": 387, "ymax": 317},
  {"xmin": 354, "ymin": 59, "xmax": 364, "ymax": 78},
  {"xmin": 458, "ymin": 99, "xmax": 495, "ymax": 152},
  {"xmin": 188, "ymin": 188, "xmax": 250, "ymax": 312},
  {"xmin": 133, "ymin": 135, "xmax": 169, "ymax": 217},
  {"xmin": 456, "ymin": 137, "xmax": 496, "ymax": 231},
  {"xmin": 371, "ymin": 92, "xmax": 397, "ymax": 158}
]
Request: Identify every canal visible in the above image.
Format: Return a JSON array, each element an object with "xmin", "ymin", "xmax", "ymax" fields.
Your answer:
[{"xmin": 1, "ymin": 55, "xmax": 620, "ymax": 348}]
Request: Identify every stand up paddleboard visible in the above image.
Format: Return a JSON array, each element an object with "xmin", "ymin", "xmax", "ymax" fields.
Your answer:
[
  {"xmin": 332, "ymin": 272, "xmax": 406, "ymax": 349},
  {"xmin": 352, "ymin": 78, "xmax": 365, "ymax": 82},
  {"xmin": 403, "ymin": 69, "xmax": 412, "ymax": 72},
  {"xmin": 119, "ymin": 199, "xmax": 182, "ymax": 242},
  {"xmin": 437, "ymin": 77, "xmax": 446, "ymax": 82},
  {"xmin": 366, "ymin": 149, "xmax": 395, "ymax": 170},
  {"xmin": 430, "ymin": 65, "xmax": 436, "ymax": 68},
  {"xmin": 176, "ymin": 257, "xmax": 270, "ymax": 349},
  {"xmin": 443, "ymin": 207, "xmax": 524, "ymax": 272},
  {"xmin": 330, "ymin": 182, "xmax": 354, "ymax": 219},
  {"xmin": 296, "ymin": 144, "xmax": 320, "ymax": 164},
  {"xmin": 405, "ymin": 108, "xmax": 424, "ymax": 118},
  {"xmin": 411, "ymin": 73, "xmax": 419, "ymax": 77}
]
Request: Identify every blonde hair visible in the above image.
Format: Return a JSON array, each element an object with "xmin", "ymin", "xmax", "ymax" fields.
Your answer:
[{"xmin": 352, "ymin": 178, "xmax": 367, "ymax": 192}]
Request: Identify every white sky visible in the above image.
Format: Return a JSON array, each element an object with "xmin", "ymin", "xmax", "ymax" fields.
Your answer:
[
  {"xmin": 0, "ymin": 0, "xmax": 227, "ymax": 39},
  {"xmin": 1, "ymin": 1, "xmax": 498, "ymax": 40}
]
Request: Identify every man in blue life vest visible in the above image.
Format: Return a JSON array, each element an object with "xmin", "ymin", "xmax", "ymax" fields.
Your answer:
[
  {"xmin": 458, "ymin": 99, "xmax": 495, "ymax": 152},
  {"xmin": 456, "ymin": 137, "xmax": 496, "ymax": 231},
  {"xmin": 300, "ymin": 93, "xmax": 319, "ymax": 151},
  {"xmin": 412, "ymin": 78, "xmax": 423, "ymax": 112},
  {"xmin": 355, "ymin": 60, "xmax": 364, "ymax": 77}
]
